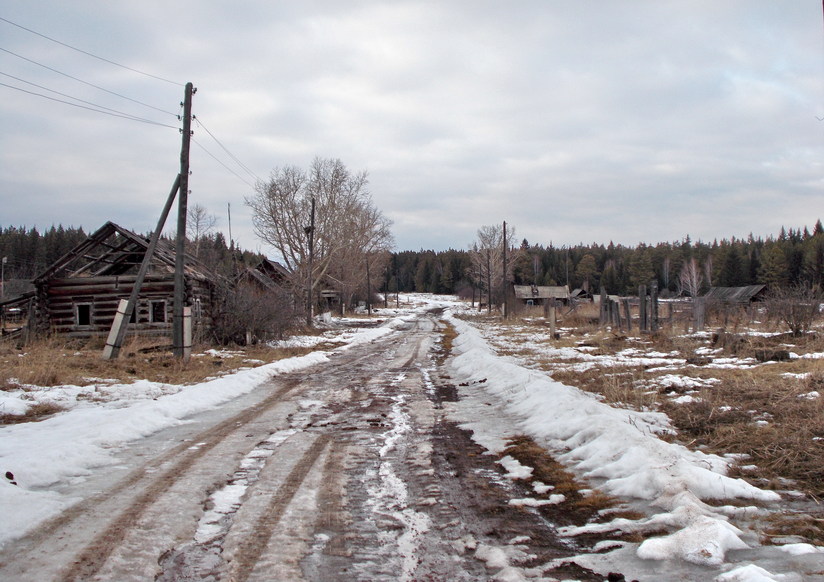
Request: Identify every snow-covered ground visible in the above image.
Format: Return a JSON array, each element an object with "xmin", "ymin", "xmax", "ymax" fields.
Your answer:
[{"xmin": 1, "ymin": 293, "xmax": 823, "ymax": 581}]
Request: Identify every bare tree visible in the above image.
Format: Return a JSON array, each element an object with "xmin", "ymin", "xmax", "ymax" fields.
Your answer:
[
  {"xmin": 187, "ymin": 204, "xmax": 218, "ymax": 258},
  {"xmin": 679, "ymin": 258, "xmax": 703, "ymax": 298},
  {"xmin": 469, "ymin": 223, "xmax": 521, "ymax": 311},
  {"xmin": 764, "ymin": 284, "xmax": 822, "ymax": 337},
  {"xmin": 246, "ymin": 158, "xmax": 393, "ymax": 318}
]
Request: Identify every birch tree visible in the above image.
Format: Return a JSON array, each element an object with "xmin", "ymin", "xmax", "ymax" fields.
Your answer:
[{"xmin": 679, "ymin": 258, "xmax": 704, "ymax": 298}]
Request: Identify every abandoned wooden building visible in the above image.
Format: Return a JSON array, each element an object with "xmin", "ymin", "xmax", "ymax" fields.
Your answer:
[
  {"xmin": 29, "ymin": 221, "xmax": 221, "ymax": 339},
  {"xmin": 703, "ymin": 285, "xmax": 767, "ymax": 304},
  {"xmin": 513, "ymin": 284, "xmax": 571, "ymax": 307}
]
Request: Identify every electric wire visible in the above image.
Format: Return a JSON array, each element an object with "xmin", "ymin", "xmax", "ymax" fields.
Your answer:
[
  {"xmin": 0, "ymin": 16, "xmax": 181, "ymax": 86},
  {"xmin": 0, "ymin": 46, "xmax": 178, "ymax": 117},
  {"xmin": 191, "ymin": 137, "xmax": 255, "ymax": 188},
  {"xmin": 193, "ymin": 116, "xmax": 262, "ymax": 183},
  {"xmin": 0, "ymin": 69, "xmax": 171, "ymax": 123},
  {"xmin": 0, "ymin": 81, "xmax": 179, "ymax": 129}
]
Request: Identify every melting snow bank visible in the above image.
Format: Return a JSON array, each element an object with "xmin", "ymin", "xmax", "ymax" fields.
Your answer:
[{"xmin": 444, "ymin": 310, "xmax": 824, "ymax": 580}]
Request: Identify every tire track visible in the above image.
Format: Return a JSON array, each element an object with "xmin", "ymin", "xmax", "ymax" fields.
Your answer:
[
  {"xmin": 228, "ymin": 433, "xmax": 332, "ymax": 582},
  {"xmin": 55, "ymin": 376, "xmax": 305, "ymax": 581},
  {"xmin": 1, "ymin": 322, "xmax": 422, "ymax": 581}
]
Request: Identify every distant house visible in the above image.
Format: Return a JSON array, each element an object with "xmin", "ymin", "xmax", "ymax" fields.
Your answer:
[
  {"xmin": 513, "ymin": 284, "xmax": 570, "ymax": 306},
  {"xmin": 255, "ymin": 258, "xmax": 290, "ymax": 286},
  {"xmin": 570, "ymin": 288, "xmax": 593, "ymax": 301},
  {"xmin": 30, "ymin": 221, "xmax": 221, "ymax": 339},
  {"xmin": 236, "ymin": 259, "xmax": 291, "ymax": 295},
  {"xmin": 703, "ymin": 285, "xmax": 767, "ymax": 304}
]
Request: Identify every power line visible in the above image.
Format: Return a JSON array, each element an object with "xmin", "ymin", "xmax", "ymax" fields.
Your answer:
[
  {"xmin": 0, "ymin": 81, "xmax": 179, "ymax": 129},
  {"xmin": 194, "ymin": 116, "xmax": 262, "ymax": 183},
  {"xmin": 191, "ymin": 137, "xmax": 255, "ymax": 188},
  {"xmin": 0, "ymin": 46, "xmax": 177, "ymax": 117},
  {"xmin": 0, "ymin": 16, "xmax": 181, "ymax": 86},
  {"xmin": 0, "ymin": 69, "xmax": 171, "ymax": 123}
]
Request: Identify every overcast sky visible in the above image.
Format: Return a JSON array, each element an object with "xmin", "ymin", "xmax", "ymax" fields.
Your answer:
[{"xmin": 2, "ymin": 2, "xmax": 823, "ymax": 256}]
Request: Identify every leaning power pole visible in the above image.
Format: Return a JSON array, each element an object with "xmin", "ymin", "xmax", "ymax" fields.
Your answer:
[{"xmin": 173, "ymin": 82, "xmax": 194, "ymax": 359}]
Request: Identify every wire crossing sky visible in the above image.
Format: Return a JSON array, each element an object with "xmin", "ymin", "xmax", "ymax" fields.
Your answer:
[{"xmin": 1, "ymin": 2, "xmax": 823, "ymax": 254}]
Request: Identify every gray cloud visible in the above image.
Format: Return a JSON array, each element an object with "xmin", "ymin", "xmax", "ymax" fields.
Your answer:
[{"xmin": 1, "ymin": 1, "xmax": 822, "ymax": 255}]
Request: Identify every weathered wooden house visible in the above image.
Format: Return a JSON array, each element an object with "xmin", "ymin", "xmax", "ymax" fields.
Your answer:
[
  {"xmin": 703, "ymin": 285, "xmax": 767, "ymax": 304},
  {"xmin": 31, "ymin": 221, "xmax": 220, "ymax": 339},
  {"xmin": 513, "ymin": 285, "xmax": 571, "ymax": 306}
]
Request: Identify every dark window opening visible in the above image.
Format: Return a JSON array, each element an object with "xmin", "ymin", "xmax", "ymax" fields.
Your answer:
[
  {"xmin": 77, "ymin": 304, "xmax": 91, "ymax": 326},
  {"xmin": 151, "ymin": 301, "xmax": 166, "ymax": 323}
]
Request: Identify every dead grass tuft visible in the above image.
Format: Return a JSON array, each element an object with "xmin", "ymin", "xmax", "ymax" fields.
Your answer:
[
  {"xmin": 435, "ymin": 322, "xmax": 458, "ymax": 365},
  {"xmin": 0, "ymin": 401, "xmax": 65, "ymax": 424},
  {"xmin": 502, "ymin": 435, "xmax": 618, "ymax": 525},
  {"xmin": 761, "ymin": 512, "xmax": 824, "ymax": 545}
]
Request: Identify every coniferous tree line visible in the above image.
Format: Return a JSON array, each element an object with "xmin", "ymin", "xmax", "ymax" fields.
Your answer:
[
  {"xmin": 384, "ymin": 220, "xmax": 824, "ymax": 297},
  {"xmin": 3, "ymin": 220, "xmax": 823, "ymax": 300}
]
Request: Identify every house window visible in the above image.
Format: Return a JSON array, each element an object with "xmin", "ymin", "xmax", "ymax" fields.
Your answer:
[
  {"xmin": 151, "ymin": 300, "xmax": 167, "ymax": 323},
  {"xmin": 76, "ymin": 304, "xmax": 92, "ymax": 326}
]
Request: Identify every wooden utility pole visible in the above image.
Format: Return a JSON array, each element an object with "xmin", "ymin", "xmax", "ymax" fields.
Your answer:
[
  {"xmin": 173, "ymin": 82, "xmax": 194, "ymax": 359},
  {"xmin": 502, "ymin": 221, "xmax": 508, "ymax": 319},
  {"xmin": 366, "ymin": 255, "xmax": 372, "ymax": 316},
  {"xmin": 486, "ymin": 250, "xmax": 492, "ymax": 315},
  {"xmin": 305, "ymin": 196, "xmax": 315, "ymax": 327}
]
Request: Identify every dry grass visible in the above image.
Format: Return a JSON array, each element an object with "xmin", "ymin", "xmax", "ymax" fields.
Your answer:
[
  {"xmin": 0, "ymin": 401, "xmax": 65, "ymax": 424},
  {"xmin": 0, "ymin": 336, "xmax": 324, "ymax": 394},
  {"xmin": 434, "ymin": 321, "xmax": 458, "ymax": 366},
  {"xmin": 661, "ymin": 363, "xmax": 824, "ymax": 498},
  {"xmin": 502, "ymin": 435, "xmax": 625, "ymax": 525}
]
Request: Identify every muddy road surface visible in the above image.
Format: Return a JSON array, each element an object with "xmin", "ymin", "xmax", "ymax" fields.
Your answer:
[{"xmin": 0, "ymin": 310, "xmax": 600, "ymax": 581}]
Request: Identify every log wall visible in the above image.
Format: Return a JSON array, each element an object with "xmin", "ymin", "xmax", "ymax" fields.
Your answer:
[{"xmin": 40, "ymin": 274, "xmax": 214, "ymax": 338}]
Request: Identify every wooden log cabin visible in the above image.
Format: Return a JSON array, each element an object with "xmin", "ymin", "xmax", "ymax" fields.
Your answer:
[{"xmin": 31, "ymin": 221, "xmax": 221, "ymax": 339}]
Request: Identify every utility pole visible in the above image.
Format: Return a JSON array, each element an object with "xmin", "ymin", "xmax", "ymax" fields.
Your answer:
[
  {"xmin": 366, "ymin": 254, "xmax": 372, "ymax": 316},
  {"xmin": 486, "ymin": 249, "xmax": 492, "ymax": 315},
  {"xmin": 502, "ymin": 221, "xmax": 508, "ymax": 319},
  {"xmin": 305, "ymin": 196, "xmax": 315, "ymax": 327},
  {"xmin": 173, "ymin": 82, "xmax": 194, "ymax": 359},
  {"xmin": 0, "ymin": 256, "xmax": 6, "ymax": 301}
]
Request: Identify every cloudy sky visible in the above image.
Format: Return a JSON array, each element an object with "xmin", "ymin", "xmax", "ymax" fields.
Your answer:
[{"xmin": 1, "ymin": 2, "xmax": 822, "ymax": 255}]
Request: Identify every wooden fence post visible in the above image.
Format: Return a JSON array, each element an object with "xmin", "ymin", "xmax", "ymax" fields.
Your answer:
[
  {"xmin": 694, "ymin": 297, "xmax": 705, "ymax": 332},
  {"xmin": 638, "ymin": 285, "xmax": 648, "ymax": 333},
  {"xmin": 599, "ymin": 287, "xmax": 608, "ymax": 326},
  {"xmin": 622, "ymin": 298, "xmax": 632, "ymax": 332},
  {"xmin": 650, "ymin": 281, "xmax": 659, "ymax": 332}
]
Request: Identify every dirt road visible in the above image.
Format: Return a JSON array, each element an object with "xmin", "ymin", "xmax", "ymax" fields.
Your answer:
[{"xmin": 0, "ymin": 309, "xmax": 601, "ymax": 581}]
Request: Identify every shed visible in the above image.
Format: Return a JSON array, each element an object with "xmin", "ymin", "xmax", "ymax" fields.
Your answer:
[
  {"xmin": 31, "ymin": 221, "xmax": 221, "ymax": 338},
  {"xmin": 513, "ymin": 285, "xmax": 570, "ymax": 306},
  {"xmin": 703, "ymin": 285, "xmax": 767, "ymax": 304}
]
